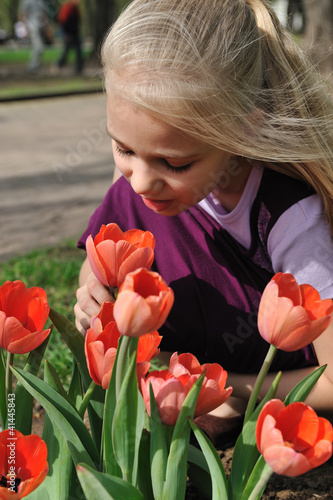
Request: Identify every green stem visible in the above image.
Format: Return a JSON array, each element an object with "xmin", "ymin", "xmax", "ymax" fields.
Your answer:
[
  {"xmin": 246, "ymin": 462, "xmax": 273, "ymax": 500},
  {"xmin": 6, "ymin": 352, "xmax": 14, "ymax": 400},
  {"xmin": 244, "ymin": 344, "xmax": 278, "ymax": 425},
  {"xmin": 115, "ymin": 335, "xmax": 131, "ymax": 399},
  {"xmin": 78, "ymin": 380, "xmax": 97, "ymax": 419}
]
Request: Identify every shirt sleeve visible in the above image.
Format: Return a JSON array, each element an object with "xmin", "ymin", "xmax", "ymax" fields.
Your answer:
[{"xmin": 267, "ymin": 194, "xmax": 333, "ymax": 299}]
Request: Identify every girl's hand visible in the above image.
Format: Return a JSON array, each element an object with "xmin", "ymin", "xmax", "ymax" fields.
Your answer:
[{"xmin": 74, "ymin": 272, "xmax": 114, "ymax": 335}]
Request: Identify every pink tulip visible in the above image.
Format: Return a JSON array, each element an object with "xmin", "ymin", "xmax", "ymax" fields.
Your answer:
[
  {"xmin": 113, "ymin": 268, "xmax": 174, "ymax": 337},
  {"xmin": 139, "ymin": 352, "xmax": 233, "ymax": 426},
  {"xmin": 256, "ymin": 399, "xmax": 333, "ymax": 476},
  {"xmin": 85, "ymin": 301, "xmax": 162, "ymax": 389},
  {"xmin": 86, "ymin": 223, "xmax": 155, "ymax": 288},
  {"xmin": 0, "ymin": 281, "xmax": 51, "ymax": 354},
  {"xmin": 258, "ymin": 273, "xmax": 333, "ymax": 351}
]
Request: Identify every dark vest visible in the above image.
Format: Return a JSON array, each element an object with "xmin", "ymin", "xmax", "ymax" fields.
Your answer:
[{"xmin": 79, "ymin": 168, "xmax": 317, "ymax": 373}]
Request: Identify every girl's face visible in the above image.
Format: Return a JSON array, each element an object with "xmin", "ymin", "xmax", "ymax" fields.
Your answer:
[{"xmin": 106, "ymin": 95, "xmax": 245, "ymax": 216}]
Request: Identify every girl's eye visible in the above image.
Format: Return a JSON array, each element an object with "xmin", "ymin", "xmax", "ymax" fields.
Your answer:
[
  {"xmin": 115, "ymin": 143, "xmax": 192, "ymax": 173},
  {"xmin": 115, "ymin": 144, "xmax": 133, "ymax": 156},
  {"xmin": 164, "ymin": 161, "xmax": 192, "ymax": 174}
]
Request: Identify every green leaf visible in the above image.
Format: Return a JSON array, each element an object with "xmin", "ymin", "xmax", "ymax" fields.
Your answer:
[
  {"xmin": 0, "ymin": 349, "xmax": 6, "ymax": 428},
  {"xmin": 187, "ymin": 461, "xmax": 212, "ymax": 500},
  {"xmin": 11, "ymin": 336, "xmax": 50, "ymax": 434},
  {"xmin": 68, "ymin": 360, "xmax": 84, "ymax": 410},
  {"xmin": 49, "ymin": 307, "xmax": 104, "ymax": 449},
  {"xmin": 136, "ymin": 428, "xmax": 154, "ymax": 500},
  {"xmin": 228, "ymin": 372, "xmax": 281, "ymax": 500},
  {"xmin": 162, "ymin": 373, "xmax": 204, "ymax": 500},
  {"xmin": 11, "ymin": 367, "xmax": 99, "ymax": 468},
  {"xmin": 49, "ymin": 308, "xmax": 90, "ymax": 388},
  {"xmin": 36, "ymin": 363, "xmax": 81, "ymax": 500},
  {"xmin": 284, "ymin": 365, "xmax": 326, "ymax": 405},
  {"xmin": 149, "ymin": 384, "xmax": 168, "ymax": 500},
  {"xmin": 189, "ymin": 420, "xmax": 227, "ymax": 500},
  {"xmin": 44, "ymin": 360, "xmax": 76, "ymax": 408},
  {"xmin": 112, "ymin": 351, "xmax": 138, "ymax": 484},
  {"xmin": 102, "ymin": 338, "xmax": 122, "ymax": 477},
  {"xmin": 77, "ymin": 464, "xmax": 144, "ymax": 500},
  {"xmin": 187, "ymin": 444, "xmax": 209, "ymax": 473},
  {"xmin": 24, "ymin": 482, "xmax": 52, "ymax": 499}
]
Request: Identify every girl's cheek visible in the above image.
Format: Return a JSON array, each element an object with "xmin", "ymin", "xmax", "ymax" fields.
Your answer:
[{"xmin": 116, "ymin": 159, "xmax": 132, "ymax": 179}]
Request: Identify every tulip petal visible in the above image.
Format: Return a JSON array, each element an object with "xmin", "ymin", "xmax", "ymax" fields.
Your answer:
[
  {"xmin": 86, "ymin": 234, "xmax": 110, "ymax": 286},
  {"xmin": 96, "ymin": 223, "xmax": 125, "ymax": 244},
  {"xmin": 258, "ymin": 413, "xmax": 285, "ymax": 455},
  {"xmin": 124, "ymin": 229, "xmax": 156, "ymax": 249},
  {"xmin": 114, "ymin": 291, "xmax": 154, "ymax": 336},
  {"xmin": 273, "ymin": 273, "xmax": 302, "ymax": 305},
  {"xmin": 276, "ymin": 403, "xmax": 319, "ymax": 450},
  {"xmin": 86, "ymin": 340, "xmax": 106, "ymax": 385},
  {"xmin": 137, "ymin": 331, "xmax": 162, "ymax": 363},
  {"xmin": 153, "ymin": 378, "xmax": 189, "ymax": 426},
  {"xmin": 303, "ymin": 439, "xmax": 333, "ymax": 469},
  {"xmin": 263, "ymin": 444, "xmax": 311, "ymax": 476},
  {"xmin": 96, "ymin": 239, "xmax": 136, "ymax": 285},
  {"xmin": 117, "ymin": 246, "xmax": 155, "ymax": 286},
  {"xmin": 277, "ymin": 315, "xmax": 332, "ymax": 351},
  {"xmin": 257, "ymin": 282, "xmax": 280, "ymax": 342},
  {"xmin": 256, "ymin": 399, "xmax": 285, "ymax": 453},
  {"xmin": 195, "ymin": 385, "xmax": 233, "ymax": 416},
  {"xmin": 3, "ymin": 318, "xmax": 51, "ymax": 354}
]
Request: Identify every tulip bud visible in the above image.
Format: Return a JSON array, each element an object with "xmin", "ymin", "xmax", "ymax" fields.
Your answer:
[{"xmin": 113, "ymin": 268, "xmax": 174, "ymax": 337}]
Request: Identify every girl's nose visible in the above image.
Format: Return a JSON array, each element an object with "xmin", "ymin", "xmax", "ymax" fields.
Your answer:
[{"xmin": 129, "ymin": 160, "xmax": 164, "ymax": 196}]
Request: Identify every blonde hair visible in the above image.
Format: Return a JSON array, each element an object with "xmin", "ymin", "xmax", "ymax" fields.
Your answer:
[{"xmin": 101, "ymin": 0, "xmax": 333, "ymax": 232}]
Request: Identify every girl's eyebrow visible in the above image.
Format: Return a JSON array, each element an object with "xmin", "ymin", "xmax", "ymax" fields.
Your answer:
[{"xmin": 106, "ymin": 126, "xmax": 201, "ymax": 161}]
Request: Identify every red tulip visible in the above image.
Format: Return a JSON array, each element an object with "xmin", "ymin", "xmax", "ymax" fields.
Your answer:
[
  {"xmin": 256, "ymin": 399, "xmax": 333, "ymax": 477},
  {"xmin": 0, "ymin": 429, "xmax": 48, "ymax": 499},
  {"xmin": 85, "ymin": 301, "xmax": 162, "ymax": 389},
  {"xmin": 139, "ymin": 352, "xmax": 233, "ymax": 426},
  {"xmin": 86, "ymin": 223, "xmax": 155, "ymax": 288},
  {"xmin": 258, "ymin": 273, "xmax": 333, "ymax": 351},
  {"xmin": 113, "ymin": 268, "xmax": 174, "ymax": 337},
  {"xmin": 0, "ymin": 281, "xmax": 51, "ymax": 354}
]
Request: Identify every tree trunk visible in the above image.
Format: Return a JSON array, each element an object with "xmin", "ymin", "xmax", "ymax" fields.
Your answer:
[
  {"xmin": 8, "ymin": 0, "xmax": 20, "ymax": 33},
  {"xmin": 302, "ymin": 0, "xmax": 333, "ymax": 75},
  {"xmin": 93, "ymin": 0, "xmax": 116, "ymax": 58}
]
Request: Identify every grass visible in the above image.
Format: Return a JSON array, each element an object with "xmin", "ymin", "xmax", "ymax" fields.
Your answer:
[
  {"xmin": 0, "ymin": 43, "xmax": 103, "ymax": 100},
  {"xmin": 0, "ymin": 240, "xmax": 85, "ymax": 386},
  {"xmin": 0, "ymin": 77, "xmax": 102, "ymax": 100},
  {"xmin": 0, "ymin": 44, "xmax": 91, "ymax": 65}
]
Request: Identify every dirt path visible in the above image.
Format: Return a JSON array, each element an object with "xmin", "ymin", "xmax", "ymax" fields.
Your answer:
[{"xmin": 0, "ymin": 93, "xmax": 114, "ymax": 262}]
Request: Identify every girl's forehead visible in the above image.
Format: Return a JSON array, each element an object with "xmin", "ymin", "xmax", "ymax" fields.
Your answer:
[{"xmin": 106, "ymin": 95, "xmax": 211, "ymax": 157}]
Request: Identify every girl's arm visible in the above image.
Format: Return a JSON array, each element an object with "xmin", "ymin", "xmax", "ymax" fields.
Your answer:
[{"xmin": 228, "ymin": 319, "xmax": 333, "ymax": 412}]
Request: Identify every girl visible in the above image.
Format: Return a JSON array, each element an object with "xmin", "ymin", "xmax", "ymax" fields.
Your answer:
[{"xmin": 75, "ymin": 0, "xmax": 333, "ymax": 438}]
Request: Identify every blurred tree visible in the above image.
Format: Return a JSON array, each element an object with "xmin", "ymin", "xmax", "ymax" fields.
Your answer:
[
  {"xmin": 0, "ymin": 0, "xmax": 20, "ymax": 33},
  {"xmin": 287, "ymin": 0, "xmax": 305, "ymax": 34},
  {"xmin": 302, "ymin": 0, "xmax": 333, "ymax": 75},
  {"xmin": 92, "ymin": 0, "xmax": 116, "ymax": 58}
]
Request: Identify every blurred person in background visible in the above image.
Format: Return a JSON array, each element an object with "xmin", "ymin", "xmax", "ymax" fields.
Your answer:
[
  {"xmin": 19, "ymin": 0, "xmax": 48, "ymax": 73},
  {"xmin": 57, "ymin": 0, "xmax": 84, "ymax": 74}
]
